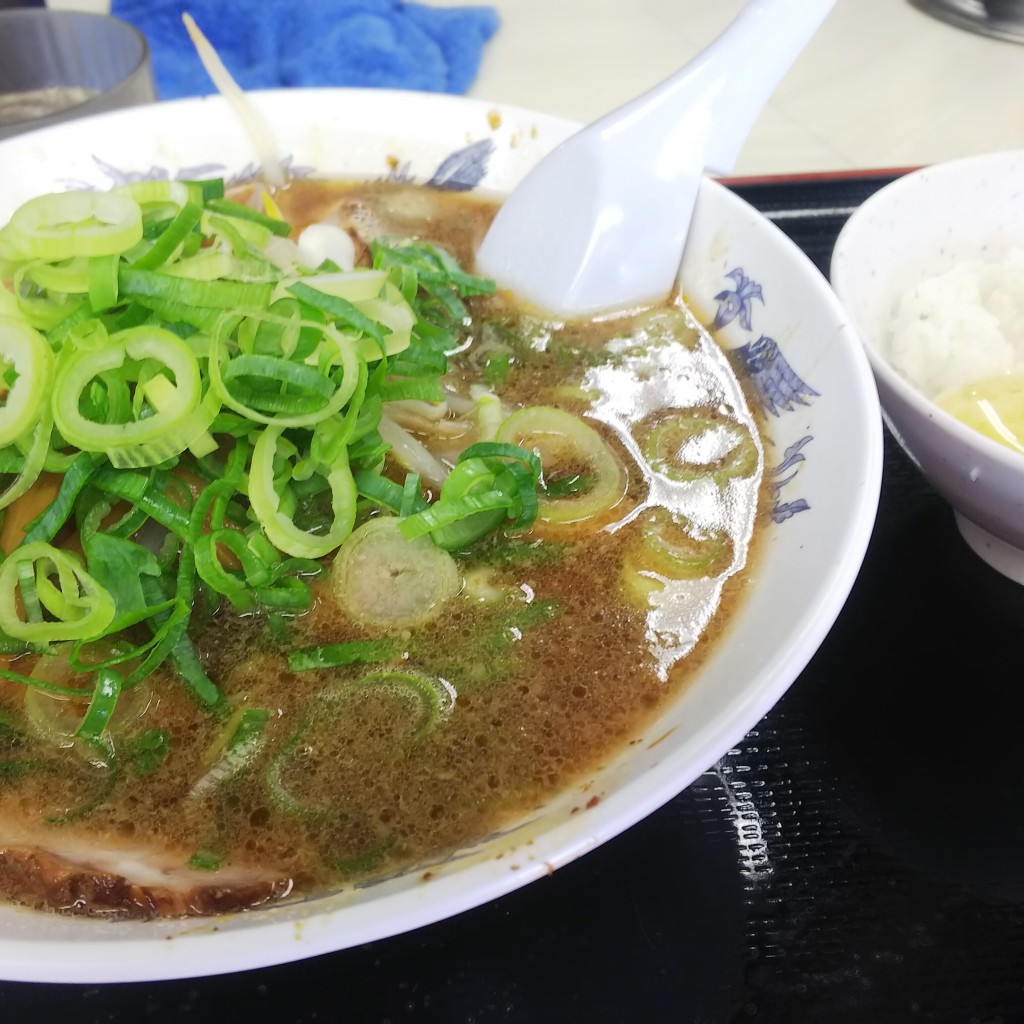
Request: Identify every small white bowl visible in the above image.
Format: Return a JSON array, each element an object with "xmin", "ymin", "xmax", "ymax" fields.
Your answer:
[{"xmin": 831, "ymin": 150, "xmax": 1024, "ymax": 584}]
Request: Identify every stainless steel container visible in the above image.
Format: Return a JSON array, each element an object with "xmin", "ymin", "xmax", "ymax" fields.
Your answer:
[
  {"xmin": 0, "ymin": 9, "xmax": 154, "ymax": 140},
  {"xmin": 912, "ymin": 0, "xmax": 1024, "ymax": 43}
]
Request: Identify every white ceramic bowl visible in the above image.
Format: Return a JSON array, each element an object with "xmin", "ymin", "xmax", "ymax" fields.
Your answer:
[
  {"xmin": 831, "ymin": 150, "xmax": 1024, "ymax": 583},
  {"xmin": 0, "ymin": 88, "xmax": 882, "ymax": 983}
]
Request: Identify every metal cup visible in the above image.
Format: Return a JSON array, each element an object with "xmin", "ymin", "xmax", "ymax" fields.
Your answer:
[
  {"xmin": 911, "ymin": 0, "xmax": 1024, "ymax": 43},
  {"xmin": 0, "ymin": 8, "xmax": 154, "ymax": 140}
]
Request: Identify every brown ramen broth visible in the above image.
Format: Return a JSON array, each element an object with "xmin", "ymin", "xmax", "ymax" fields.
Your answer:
[{"xmin": 0, "ymin": 180, "xmax": 764, "ymax": 918}]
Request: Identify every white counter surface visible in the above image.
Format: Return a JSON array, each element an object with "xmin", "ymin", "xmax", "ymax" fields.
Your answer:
[{"xmin": 50, "ymin": 0, "xmax": 1024, "ymax": 176}]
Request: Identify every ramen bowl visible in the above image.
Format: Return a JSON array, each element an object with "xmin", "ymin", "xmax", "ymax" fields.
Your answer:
[
  {"xmin": 831, "ymin": 151, "xmax": 1024, "ymax": 583},
  {"xmin": 0, "ymin": 89, "xmax": 881, "ymax": 983}
]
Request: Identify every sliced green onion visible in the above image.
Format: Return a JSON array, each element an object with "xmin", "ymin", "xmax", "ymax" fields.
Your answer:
[
  {"xmin": 543, "ymin": 473, "xmax": 594, "ymax": 498},
  {"xmin": 458, "ymin": 440, "xmax": 542, "ymax": 479},
  {"xmin": 376, "ymin": 378, "xmax": 446, "ymax": 404},
  {"xmin": 352, "ymin": 467, "xmax": 407, "ymax": 513},
  {"xmin": 194, "ymin": 531, "xmax": 256, "ymax": 612},
  {"xmin": 287, "ymin": 638, "xmax": 401, "ymax": 672},
  {"xmin": 0, "ymin": 405, "xmax": 52, "ymax": 513},
  {"xmin": 209, "ymin": 317, "xmax": 360, "ymax": 428},
  {"xmin": 624, "ymin": 507, "xmax": 734, "ymax": 587},
  {"xmin": 268, "ymin": 670, "xmax": 454, "ymax": 816},
  {"xmin": 80, "ymin": 531, "xmax": 173, "ymax": 634},
  {"xmin": 169, "ymin": 630, "xmax": 223, "ymax": 709},
  {"xmin": 496, "ymin": 406, "xmax": 626, "ymax": 526},
  {"xmin": 399, "ymin": 489, "xmax": 512, "ymax": 542},
  {"xmin": 74, "ymin": 668, "xmax": 122, "ymax": 742},
  {"xmin": 638, "ymin": 410, "xmax": 759, "ymax": 485},
  {"xmin": 400, "ymin": 473, "xmax": 423, "ymax": 518},
  {"xmin": 190, "ymin": 706, "xmax": 272, "ymax": 796},
  {"xmin": 124, "ymin": 728, "xmax": 170, "ymax": 776},
  {"xmin": 248, "ymin": 426, "xmax": 357, "ymax": 558},
  {"xmin": 331, "ymin": 515, "xmax": 460, "ymax": 628},
  {"xmin": 53, "ymin": 325, "xmax": 203, "ymax": 458},
  {"xmin": 184, "ymin": 178, "xmax": 225, "ymax": 202},
  {"xmin": 20, "ymin": 453, "xmax": 102, "ymax": 546},
  {"xmin": 287, "ymin": 281, "xmax": 386, "ymax": 344},
  {"xmin": 118, "ymin": 265, "xmax": 273, "ymax": 310},
  {"xmin": 21, "ymin": 256, "xmax": 89, "ymax": 294},
  {"xmin": 87, "ymin": 254, "xmax": 120, "ymax": 311},
  {"xmin": 289, "ymin": 269, "xmax": 387, "ymax": 304},
  {"xmin": 205, "ymin": 197, "xmax": 292, "ymax": 237},
  {"xmin": 0, "ymin": 542, "xmax": 115, "ymax": 642},
  {"xmin": 397, "ymin": 442, "xmax": 540, "ymax": 549},
  {"xmin": 7, "ymin": 190, "xmax": 142, "ymax": 260},
  {"xmin": 132, "ymin": 197, "xmax": 203, "ymax": 271},
  {"xmin": 0, "ymin": 316, "xmax": 55, "ymax": 447},
  {"xmin": 113, "ymin": 179, "xmax": 192, "ymax": 209},
  {"xmin": 91, "ymin": 466, "xmax": 192, "ymax": 539}
]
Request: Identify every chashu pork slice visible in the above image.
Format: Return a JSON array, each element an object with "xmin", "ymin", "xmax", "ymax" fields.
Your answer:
[{"xmin": 0, "ymin": 825, "xmax": 293, "ymax": 919}]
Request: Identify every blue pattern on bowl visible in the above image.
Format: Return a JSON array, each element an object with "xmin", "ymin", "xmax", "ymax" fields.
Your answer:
[{"xmin": 712, "ymin": 267, "xmax": 818, "ymax": 524}]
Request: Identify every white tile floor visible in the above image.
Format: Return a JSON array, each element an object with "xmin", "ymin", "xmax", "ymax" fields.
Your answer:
[{"xmin": 51, "ymin": 0, "xmax": 1024, "ymax": 177}]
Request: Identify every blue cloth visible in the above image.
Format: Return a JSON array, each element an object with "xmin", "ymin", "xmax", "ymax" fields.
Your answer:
[{"xmin": 112, "ymin": 0, "xmax": 500, "ymax": 100}]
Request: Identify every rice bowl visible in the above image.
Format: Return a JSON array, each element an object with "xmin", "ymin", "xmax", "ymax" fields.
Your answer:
[{"xmin": 832, "ymin": 149, "xmax": 1024, "ymax": 583}]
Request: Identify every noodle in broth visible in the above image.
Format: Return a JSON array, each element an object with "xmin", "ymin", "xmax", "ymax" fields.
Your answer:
[{"xmin": 0, "ymin": 180, "xmax": 764, "ymax": 917}]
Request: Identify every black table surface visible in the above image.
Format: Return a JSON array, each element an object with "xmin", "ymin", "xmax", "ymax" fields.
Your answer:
[{"xmin": 5, "ymin": 173, "xmax": 1024, "ymax": 1024}]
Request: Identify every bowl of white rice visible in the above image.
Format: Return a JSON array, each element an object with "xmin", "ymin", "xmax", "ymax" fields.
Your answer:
[{"xmin": 831, "ymin": 150, "xmax": 1024, "ymax": 583}]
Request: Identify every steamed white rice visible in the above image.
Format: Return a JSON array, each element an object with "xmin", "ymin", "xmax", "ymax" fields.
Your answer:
[{"xmin": 886, "ymin": 248, "xmax": 1024, "ymax": 398}]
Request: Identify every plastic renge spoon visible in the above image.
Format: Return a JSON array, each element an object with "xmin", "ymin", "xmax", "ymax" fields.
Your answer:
[{"xmin": 474, "ymin": 0, "xmax": 837, "ymax": 318}]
